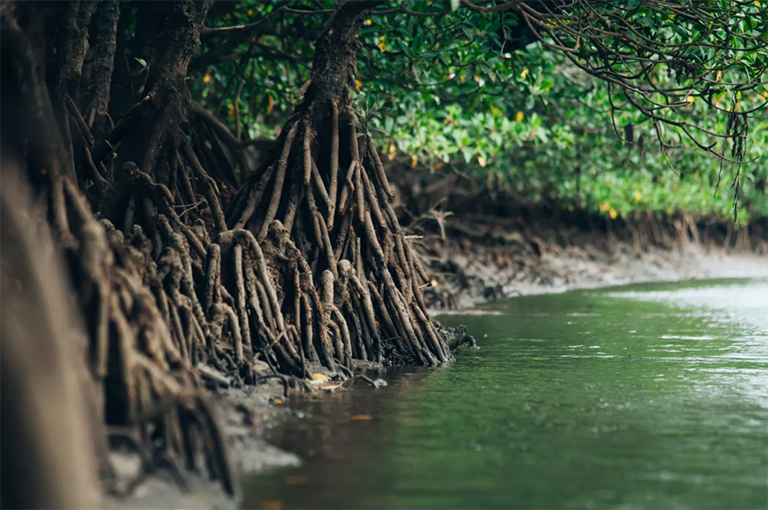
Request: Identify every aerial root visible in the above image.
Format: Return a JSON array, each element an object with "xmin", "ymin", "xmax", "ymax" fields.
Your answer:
[{"xmin": 223, "ymin": 102, "xmax": 450, "ymax": 368}]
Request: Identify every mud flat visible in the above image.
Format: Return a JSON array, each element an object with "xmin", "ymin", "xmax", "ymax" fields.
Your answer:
[
  {"xmin": 430, "ymin": 243, "xmax": 768, "ymax": 313},
  {"xmin": 107, "ymin": 378, "xmax": 299, "ymax": 510},
  {"xmin": 417, "ymin": 210, "xmax": 768, "ymax": 311}
]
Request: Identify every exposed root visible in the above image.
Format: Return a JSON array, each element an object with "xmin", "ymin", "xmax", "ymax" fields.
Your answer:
[{"xmin": 230, "ymin": 101, "xmax": 451, "ymax": 369}]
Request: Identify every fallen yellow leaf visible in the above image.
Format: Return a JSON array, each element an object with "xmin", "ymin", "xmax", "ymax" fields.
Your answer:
[
  {"xmin": 316, "ymin": 383, "xmax": 343, "ymax": 391},
  {"xmin": 350, "ymin": 414, "xmax": 373, "ymax": 420}
]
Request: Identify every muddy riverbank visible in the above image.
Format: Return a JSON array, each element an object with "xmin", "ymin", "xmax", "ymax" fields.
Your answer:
[
  {"xmin": 424, "ymin": 231, "xmax": 768, "ymax": 312},
  {"xmin": 107, "ymin": 367, "xmax": 386, "ymax": 509},
  {"xmin": 107, "ymin": 378, "xmax": 299, "ymax": 510},
  {"xmin": 392, "ymin": 167, "xmax": 768, "ymax": 311},
  {"xmin": 407, "ymin": 203, "xmax": 768, "ymax": 311}
]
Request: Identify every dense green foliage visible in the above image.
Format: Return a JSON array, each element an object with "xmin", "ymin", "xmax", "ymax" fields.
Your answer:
[{"xmin": 191, "ymin": 1, "xmax": 768, "ymax": 224}]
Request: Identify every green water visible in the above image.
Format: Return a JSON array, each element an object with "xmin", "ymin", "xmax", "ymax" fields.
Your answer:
[{"xmin": 243, "ymin": 279, "xmax": 768, "ymax": 509}]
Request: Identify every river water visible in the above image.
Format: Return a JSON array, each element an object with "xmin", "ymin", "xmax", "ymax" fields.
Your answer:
[{"xmin": 243, "ymin": 279, "xmax": 768, "ymax": 509}]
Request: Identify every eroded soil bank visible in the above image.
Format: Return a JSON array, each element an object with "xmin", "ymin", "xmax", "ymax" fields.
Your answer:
[
  {"xmin": 392, "ymin": 168, "xmax": 768, "ymax": 311},
  {"xmin": 420, "ymin": 216, "xmax": 768, "ymax": 313}
]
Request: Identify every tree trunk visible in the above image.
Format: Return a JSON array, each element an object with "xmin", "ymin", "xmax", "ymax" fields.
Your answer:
[
  {"xmin": 47, "ymin": 1, "xmax": 98, "ymax": 184},
  {"xmin": 82, "ymin": 0, "xmax": 119, "ymax": 137},
  {"xmin": 1, "ymin": 148, "xmax": 101, "ymax": 510}
]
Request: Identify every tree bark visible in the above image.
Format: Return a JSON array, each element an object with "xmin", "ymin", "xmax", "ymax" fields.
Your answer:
[
  {"xmin": 1, "ymin": 129, "xmax": 101, "ymax": 510},
  {"xmin": 83, "ymin": 0, "xmax": 119, "ymax": 136},
  {"xmin": 112, "ymin": 0, "xmax": 214, "ymax": 174}
]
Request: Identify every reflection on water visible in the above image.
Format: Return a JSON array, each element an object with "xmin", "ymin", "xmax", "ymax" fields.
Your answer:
[{"xmin": 243, "ymin": 279, "xmax": 768, "ymax": 509}]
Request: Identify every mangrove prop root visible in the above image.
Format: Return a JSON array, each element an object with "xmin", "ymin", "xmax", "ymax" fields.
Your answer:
[{"xmin": 230, "ymin": 96, "xmax": 451, "ymax": 369}]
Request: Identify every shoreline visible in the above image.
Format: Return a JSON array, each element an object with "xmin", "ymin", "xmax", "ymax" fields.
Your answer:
[
  {"xmin": 419, "ymin": 210, "xmax": 768, "ymax": 312},
  {"xmin": 108, "ymin": 381, "xmax": 301, "ymax": 510},
  {"xmin": 432, "ymin": 247, "xmax": 768, "ymax": 314}
]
